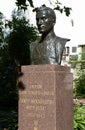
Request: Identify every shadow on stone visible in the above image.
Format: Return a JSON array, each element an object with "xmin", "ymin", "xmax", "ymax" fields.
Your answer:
[
  {"xmin": 18, "ymin": 81, "xmax": 25, "ymax": 90},
  {"xmin": 18, "ymin": 72, "xmax": 24, "ymax": 78}
]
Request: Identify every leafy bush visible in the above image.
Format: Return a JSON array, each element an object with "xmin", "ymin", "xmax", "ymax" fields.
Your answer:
[
  {"xmin": 81, "ymin": 52, "xmax": 85, "ymax": 60},
  {"xmin": 74, "ymin": 104, "xmax": 85, "ymax": 130},
  {"xmin": 70, "ymin": 55, "xmax": 78, "ymax": 61},
  {"xmin": 74, "ymin": 71, "xmax": 85, "ymax": 98}
]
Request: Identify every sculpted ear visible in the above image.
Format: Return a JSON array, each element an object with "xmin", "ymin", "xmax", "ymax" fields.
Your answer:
[
  {"xmin": 52, "ymin": 19, "xmax": 56, "ymax": 26},
  {"xmin": 52, "ymin": 16, "xmax": 56, "ymax": 24},
  {"xmin": 53, "ymin": 20, "xmax": 55, "ymax": 25}
]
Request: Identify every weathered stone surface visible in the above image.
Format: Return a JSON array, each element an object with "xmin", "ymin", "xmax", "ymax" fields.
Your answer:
[{"xmin": 18, "ymin": 64, "xmax": 73, "ymax": 130}]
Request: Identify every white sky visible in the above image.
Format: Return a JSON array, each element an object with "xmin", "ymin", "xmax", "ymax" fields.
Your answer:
[{"xmin": 0, "ymin": 0, "xmax": 85, "ymax": 46}]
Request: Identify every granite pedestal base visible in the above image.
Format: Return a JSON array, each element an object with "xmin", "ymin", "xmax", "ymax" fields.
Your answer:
[{"xmin": 18, "ymin": 65, "xmax": 73, "ymax": 130}]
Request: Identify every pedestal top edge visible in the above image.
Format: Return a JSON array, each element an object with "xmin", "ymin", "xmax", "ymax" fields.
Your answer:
[{"xmin": 21, "ymin": 64, "xmax": 70, "ymax": 72}]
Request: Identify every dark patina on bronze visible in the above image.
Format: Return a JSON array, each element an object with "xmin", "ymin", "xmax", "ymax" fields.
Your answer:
[{"xmin": 30, "ymin": 6, "xmax": 70, "ymax": 65}]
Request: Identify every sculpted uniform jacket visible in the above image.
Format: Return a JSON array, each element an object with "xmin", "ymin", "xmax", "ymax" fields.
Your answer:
[{"xmin": 30, "ymin": 34, "xmax": 70, "ymax": 65}]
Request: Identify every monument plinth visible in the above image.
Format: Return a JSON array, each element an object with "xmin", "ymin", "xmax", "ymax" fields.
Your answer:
[{"xmin": 18, "ymin": 64, "xmax": 73, "ymax": 130}]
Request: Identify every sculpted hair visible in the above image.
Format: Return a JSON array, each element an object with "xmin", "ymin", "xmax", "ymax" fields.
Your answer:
[{"xmin": 36, "ymin": 6, "xmax": 56, "ymax": 23}]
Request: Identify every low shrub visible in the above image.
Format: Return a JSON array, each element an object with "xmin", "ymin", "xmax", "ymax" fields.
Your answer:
[{"xmin": 74, "ymin": 104, "xmax": 85, "ymax": 130}]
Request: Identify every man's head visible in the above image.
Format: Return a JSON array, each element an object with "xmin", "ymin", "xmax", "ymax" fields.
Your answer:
[{"xmin": 36, "ymin": 6, "xmax": 56, "ymax": 34}]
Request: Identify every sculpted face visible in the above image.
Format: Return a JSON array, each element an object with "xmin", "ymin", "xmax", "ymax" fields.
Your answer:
[{"xmin": 36, "ymin": 7, "xmax": 56, "ymax": 34}]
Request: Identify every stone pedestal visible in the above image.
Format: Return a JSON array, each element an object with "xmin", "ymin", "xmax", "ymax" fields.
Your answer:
[{"xmin": 18, "ymin": 65, "xmax": 73, "ymax": 130}]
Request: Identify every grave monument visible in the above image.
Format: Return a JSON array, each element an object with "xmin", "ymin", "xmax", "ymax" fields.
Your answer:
[{"xmin": 18, "ymin": 6, "xmax": 73, "ymax": 130}]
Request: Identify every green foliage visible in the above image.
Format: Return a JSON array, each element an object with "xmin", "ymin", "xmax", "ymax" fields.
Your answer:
[
  {"xmin": 81, "ymin": 52, "xmax": 85, "ymax": 60},
  {"xmin": 16, "ymin": 0, "xmax": 34, "ymax": 10},
  {"xmin": 0, "ymin": 12, "xmax": 4, "ymax": 45},
  {"xmin": 7, "ymin": 113, "xmax": 18, "ymax": 130},
  {"xmin": 74, "ymin": 71, "xmax": 85, "ymax": 98},
  {"xmin": 74, "ymin": 104, "xmax": 85, "ymax": 130},
  {"xmin": 68, "ymin": 55, "xmax": 78, "ymax": 68},
  {"xmin": 6, "ymin": 11, "xmax": 39, "ymax": 65},
  {"xmin": 15, "ymin": 0, "xmax": 72, "ymax": 16},
  {"xmin": 0, "ymin": 10, "xmax": 39, "ymax": 129},
  {"xmin": 0, "ymin": 46, "xmax": 18, "ymax": 111},
  {"xmin": 70, "ymin": 55, "xmax": 78, "ymax": 61},
  {"xmin": 0, "ymin": 110, "xmax": 18, "ymax": 129},
  {"xmin": 54, "ymin": 2, "xmax": 72, "ymax": 17},
  {"xmin": 78, "ymin": 52, "xmax": 85, "ymax": 69},
  {"xmin": 0, "ymin": 12, "xmax": 18, "ymax": 111},
  {"xmin": 0, "ymin": 12, "xmax": 18, "ymax": 129}
]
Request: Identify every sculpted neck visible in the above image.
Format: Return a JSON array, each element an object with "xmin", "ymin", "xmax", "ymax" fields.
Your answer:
[{"xmin": 40, "ymin": 29, "xmax": 56, "ymax": 42}]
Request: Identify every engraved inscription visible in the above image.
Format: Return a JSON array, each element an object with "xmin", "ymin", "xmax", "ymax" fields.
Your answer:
[
  {"xmin": 26, "ymin": 105, "xmax": 46, "ymax": 111},
  {"xmin": 27, "ymin": 113, "xmax": 45, "ymax": 118},
  {"xmin": 29, "ymin": 85, "xmax": 42, "ymax": 89},
  {"xmin": 19, "ymin": 84, "xmax": 55, "ymax": 119}
]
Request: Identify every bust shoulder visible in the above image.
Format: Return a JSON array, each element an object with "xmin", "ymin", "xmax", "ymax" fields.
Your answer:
[
  {"xmin": 55, "ymin": 35, "xmax": 70, "ymax": 42},
  {"xmin": 54, "ymin": 35, "xmax": 70, "ymax": 48}
]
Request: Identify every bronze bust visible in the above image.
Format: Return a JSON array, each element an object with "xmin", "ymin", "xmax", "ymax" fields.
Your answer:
[{"xmin": 30, "ymin": 6, "xmax": 70, "ymax": 65}]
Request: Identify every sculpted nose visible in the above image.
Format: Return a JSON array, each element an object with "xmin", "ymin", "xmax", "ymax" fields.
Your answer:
[{"xmin": 38, "ymin": 19, "xmax": 43, "ymax": 25}]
